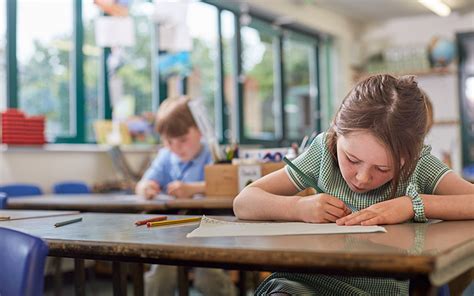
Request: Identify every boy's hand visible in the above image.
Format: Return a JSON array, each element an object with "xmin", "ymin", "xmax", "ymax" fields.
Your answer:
[
  {"xmin": 167, "ymin": 181, "xmax": 193, "ymax": 199},
  {"xmin": 336, "ymin": 196, "xmax": 414, "ymax": 226},
  {"xmin": 136, "ymin": 180, "xmax": 160, "ymax": 200},
  {"xmin": 295, "ymin": 193, "xmax": 352, "ymax": 223}
]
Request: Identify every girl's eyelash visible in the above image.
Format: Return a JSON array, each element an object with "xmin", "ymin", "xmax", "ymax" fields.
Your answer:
[{"xmin": 346, "ymin": 156, "xmax": 359, "ymax": 163}]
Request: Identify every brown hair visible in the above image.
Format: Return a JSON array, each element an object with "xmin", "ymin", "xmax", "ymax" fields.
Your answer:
[
  {"xmin": 423, "ymin": 90, "xmax": 434, "ymax": 133},
  {"xmin": 326, "ymin": 74, "xmax": 427, "ymax": 197},
  {"xmin": 155, "ymin": 96, "xmax": 197, "ymax": 138}
]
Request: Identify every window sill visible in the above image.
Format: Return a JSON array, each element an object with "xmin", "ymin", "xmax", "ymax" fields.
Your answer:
[{"xmin": 0, "ymin": 143, "xmax": 159, "ymax": 153}]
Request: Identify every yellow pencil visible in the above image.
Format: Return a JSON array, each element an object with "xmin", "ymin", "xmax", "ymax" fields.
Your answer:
[{"xmin": 147, "ymin": 216, "xmax": 201, "ymax": 227}]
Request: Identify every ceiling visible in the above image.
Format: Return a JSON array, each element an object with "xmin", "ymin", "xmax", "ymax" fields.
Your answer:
[{"xmin": 292, "ymin": 0, "xmax": 474, "ymax": 23}]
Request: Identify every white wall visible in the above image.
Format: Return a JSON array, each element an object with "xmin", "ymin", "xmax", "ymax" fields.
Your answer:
[
  {"xmin": 360, "ymin": 12, "xmax": 474, "ymax": 173},
  {"xmin": 0, "ymin": 146, "xmax": 155, "ymax": 193}
]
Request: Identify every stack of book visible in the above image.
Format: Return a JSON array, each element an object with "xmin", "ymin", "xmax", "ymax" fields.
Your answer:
[{"xmin": 1, "ymin": 109, "xmax": 46, "ymax": 145}]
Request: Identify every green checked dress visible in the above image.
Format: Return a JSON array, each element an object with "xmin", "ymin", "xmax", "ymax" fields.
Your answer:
[{"xmin": 255, "ymin": 133, "xmax": 451, "ymax": 296}]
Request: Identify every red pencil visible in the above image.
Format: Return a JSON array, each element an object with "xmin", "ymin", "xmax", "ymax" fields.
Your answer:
[{"xmin": 135, "ymin": 216, "xmax": 167, "ymax": 226}]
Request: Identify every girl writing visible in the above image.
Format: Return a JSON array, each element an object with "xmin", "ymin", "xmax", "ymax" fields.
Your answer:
[{"xmin": 233, "ymin": 74, "xmax": 474, "ymax": 295}]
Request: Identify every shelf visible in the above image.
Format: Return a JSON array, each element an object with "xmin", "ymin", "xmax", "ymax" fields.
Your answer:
[{"xmin": 353, "ymin": 67, "xmax": 455, "ymax": 82}]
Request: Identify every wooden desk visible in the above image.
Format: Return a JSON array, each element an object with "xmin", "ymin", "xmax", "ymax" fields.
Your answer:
[
  {"xmin": 166, "ymin": 197, "xmax": 234, "ymax": 210},
  {"xmin": 1, "ymin": 213, "xmax": 473, "ymax": 295},
  {"xmin": 0, "ymin": 209, "xmax": 79, "ymax": 220},
  {"xmin": 6, "ymin": 194, "xmax": 168, "ymax": 212},
  {"xmin": 6, "ymin": 194, "xmax": 234, "ymax": 213}
]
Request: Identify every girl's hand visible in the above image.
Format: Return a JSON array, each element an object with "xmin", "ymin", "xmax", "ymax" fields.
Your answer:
[
  {"xmin": 167, "ymin": 181, "xmax": 193, "ymax": 199},
  {"xmin": 136, "ymin": 180, "xmax": 160, "ymax": 200},
  {"xmin": 295, "ymin": 193, "xmax": 352, "ymax": 223},
  {"xmin": 336, "ymin": 196, "xmax": 415, "ymax": 226}
]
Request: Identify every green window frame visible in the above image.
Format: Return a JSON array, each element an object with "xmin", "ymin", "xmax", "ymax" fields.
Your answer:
[{"xmin": 5, "ymin": 0, "xmax": 325, "ymax": 146}]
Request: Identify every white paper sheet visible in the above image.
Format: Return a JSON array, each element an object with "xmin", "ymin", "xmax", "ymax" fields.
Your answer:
[{"xmin": 186, "ymin": 216, "xmax": 386, "ymax": 238}]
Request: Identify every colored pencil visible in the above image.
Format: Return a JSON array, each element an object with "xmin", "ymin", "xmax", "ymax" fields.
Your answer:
[
  {"xmin": 147, "ymin": 217, "xmax": 201, "ymax": 228},
  {"xmin": 283, "ymin": 156, "xmax": 323, "ymax": 193},
  {"xmin": 54, "ymin": 217, "xmax": 83, "ymax": 228},
  {"xmin": 0, "ymin": 216, "xmax": 11, "ymax": 220},
  {"xmin": 135, "ymin": 216, "xmax": 167, "ymax": 226}
]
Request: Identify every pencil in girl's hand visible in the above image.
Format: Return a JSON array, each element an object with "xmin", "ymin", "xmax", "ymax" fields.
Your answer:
[
  {"xmin": 283, "ymin": 156, "xmax": 323, "ymax": 193},
  {"xmin": 135, "ymin": 216, "xmax": 167, "ymax": 226},
  {"xmin": 54, "ymin": 217, "xmax": 83, "ymax": 228},
  {"xmin": 147, "ymin": 216, "xmax": 201, "ymax": 227}
]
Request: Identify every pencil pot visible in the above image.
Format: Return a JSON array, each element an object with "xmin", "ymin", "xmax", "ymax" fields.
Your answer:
[{"xmin": 204, "ymin": 162, "xmax": 285, "ymax": 197}]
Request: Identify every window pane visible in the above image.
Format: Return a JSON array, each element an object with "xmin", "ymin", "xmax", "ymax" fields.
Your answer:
[
  {"xmin": 115, "ymin": 2, "xmax": 152, "ymax": 117},
  {"xmin": 0, "ymin": 0, "xmax": 5, "ymax": 110},
  {"xmin": 221, "ymin": 10, "xmax": 235, "ymax": 142},
  {"xmin": 83, "ymin": 1, "xmax": 100, "ymax": 142},
  {"xmin": 284, "ymin": 37, "xmax": 313, "ymax": 140},
  {"xmin": 241, "ymin": 22, "xmax": 275, "ymax": 140},
  {"xmin": 17, "ymin": 0, "xmax": 73, "ymax": 139},
  {"xmin": 187, "ymin": 2, "xmax": 218, "ymax": 125}
]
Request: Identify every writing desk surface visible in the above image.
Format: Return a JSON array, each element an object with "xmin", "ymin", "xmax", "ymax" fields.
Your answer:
[
  {"xmin": 6, "ymin": 194, "xmax": 168, "ymax": 212},
  {"xmin": 0, "ymin": 209, "xmax": 79, "ymax": 220},
  {"xmin": 1, "ymin": 212, "xmax": 472, "ymax": 286},
  {"xmin": 166, "ymin": 197, "xmax": 233, "ymax": 209},
  {"xmin": 6, "ymin": 194, "xmax": 234, "ymax": 212}
]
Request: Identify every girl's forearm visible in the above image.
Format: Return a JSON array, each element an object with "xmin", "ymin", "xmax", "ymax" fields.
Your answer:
[
  {"xmin": 422, "ymin": 194, "xmax": 474, "ymax": 220},
  {"xmin": 233, "ymin": 186, "xmax": 301, "ymax": 221}
]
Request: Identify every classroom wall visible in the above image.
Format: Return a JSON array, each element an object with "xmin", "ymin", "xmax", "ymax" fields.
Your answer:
[
  {"xmin": 360, "ymin": 11, "xmax": 474, "ymax": 173},
  {"xmin": 0, "ymin": 146, "xmax": 155, "ymax": 193}
]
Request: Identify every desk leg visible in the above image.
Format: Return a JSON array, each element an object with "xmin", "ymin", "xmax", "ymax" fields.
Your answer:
[
  {"xmin": 131, "ymin": 263, "xmax": 144, "ymax": 296},
  {"xmin": 113, "ymin": 261, "xmax": 128, "ymax": 296},
  {"xmin": 178, "ymin": 266, "xmax": 189, "ymax": 296},
  {"xmin": 410, "ymin": 276, "xmax": 436, "ymax": 296},
  {"xmin": 52, "ymin": 257, "xmax": 62, "ymax": 296},
  {"xmin": 74, "ymin": 259, "xmax": 86, "ymax": 296},
  {"xmin": 238, "ymin": 271, "xmax": 247, "ymax": 296}
]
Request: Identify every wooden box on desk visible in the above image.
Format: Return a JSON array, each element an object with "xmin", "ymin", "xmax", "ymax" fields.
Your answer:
[{"xmin": 205, "ymin": 162, "xmax": 285, "ymax": 197}]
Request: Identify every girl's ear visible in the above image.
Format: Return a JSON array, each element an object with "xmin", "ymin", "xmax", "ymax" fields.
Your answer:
[{"xmin": 400, "ymin": 158, "xmax": 405, "ymax": 167}]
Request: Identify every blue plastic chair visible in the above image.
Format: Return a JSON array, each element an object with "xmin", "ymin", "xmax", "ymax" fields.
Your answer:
[
  {"xmin": 52, "ymin": 181, "xmax": 91, "ymax": 194},
  {"xmin": 0, "ymin": 184, "xmax": 43, "ymax": 197},
  {"xmin": 0, "ymin": 192, "xmax": 6, "ymax": 209},
  {"xmin": 0, "ymin": 227, "xmax": 49, "ymax": 296}
]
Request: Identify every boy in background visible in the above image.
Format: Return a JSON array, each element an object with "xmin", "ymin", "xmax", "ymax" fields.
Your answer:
[{"xmin": 136, "ymin": 96, "xmax": 235, "ymax": 296}]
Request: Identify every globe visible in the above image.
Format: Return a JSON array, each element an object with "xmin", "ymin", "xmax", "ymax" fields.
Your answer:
[{"xmin": 428, "ymin": 37, "xmax": 456, "ymax": 68}]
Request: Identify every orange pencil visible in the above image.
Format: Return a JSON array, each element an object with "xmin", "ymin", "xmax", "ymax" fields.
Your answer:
[{"xmin": 135, "ymin": 216, "xmax": 167, "ymax": 226}]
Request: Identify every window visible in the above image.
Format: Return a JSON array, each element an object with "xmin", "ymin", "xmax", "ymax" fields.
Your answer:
[
  {"xmin": 115, "ymin": 1, "xmax": 152, "ymax": 117},
  {"xmin": 17, "ymin": 0, "xmax": 73, "ymax": 140},
  {"xmin": 241, "ymin": 20, "xmax": 278, "ymax": 141},
  {"xmin": 221, "ymin": 10, "xmax": 235, "ymax": 142},
  {"xmin": 284, "ymin": 35, "xmax": 316, "ymax": 140},
  {"xmin": 83, "ymin": 1, "xmax": 100, "ymax": 141},
  {"xmin": 5, "ymin": 1, "xmax": 323, "ymax": 146},
  {"xmin": 186, "ymin": 2, "xmax": 218, "ymax": 126}
]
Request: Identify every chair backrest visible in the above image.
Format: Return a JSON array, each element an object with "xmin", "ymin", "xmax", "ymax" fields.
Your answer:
[
  {"xmin": 0, "ymin": 192, "xmax": 7, "ymax": 209},
  {"xmin": 0, "ymin": 227, "xmax": 49, "ymax": 296},
  {"xmin": 0, "ymin": 184, "xmax": 43, "ymax": 197},
  {"xmin": 53, "ymin": 181, "xmax": 91, "ymax": 194}
]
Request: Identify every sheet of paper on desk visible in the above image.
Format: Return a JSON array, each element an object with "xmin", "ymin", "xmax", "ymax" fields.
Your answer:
[{"xmin": 186, "ymin": 216, "xmax": 386, "ymax": 238}]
